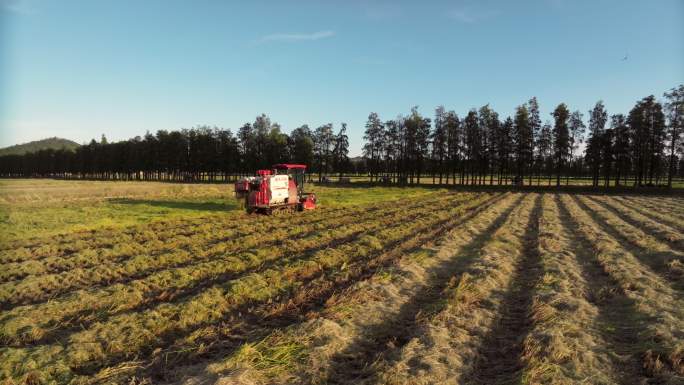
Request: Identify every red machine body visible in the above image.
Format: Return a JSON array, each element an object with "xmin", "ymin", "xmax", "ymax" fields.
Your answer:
[{"xmin": 235, "ymin": 164, "xmax": 316, "ymax": 214}]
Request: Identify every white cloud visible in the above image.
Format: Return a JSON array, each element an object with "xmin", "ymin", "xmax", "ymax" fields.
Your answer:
[{"xmin": 259, "ymin": 30, "xmax": 335, "ymax": 43}]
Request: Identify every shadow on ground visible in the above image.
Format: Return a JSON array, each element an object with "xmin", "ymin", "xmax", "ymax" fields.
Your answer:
[{"xmin": 108, "ymin": 198, "xmax": 236, "ymax": 212}]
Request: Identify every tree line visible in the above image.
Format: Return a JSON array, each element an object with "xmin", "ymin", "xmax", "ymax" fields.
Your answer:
[
  {"xmin": 363, "ymin": 85, "xmax": 683, "ymax": 187},
  {"xmin": 0, "ymin": 85, "xmax": 682, "ymax": 188},
  {"xmin": 0, "ymin": 114, "xmax": 350, "ymax": 183}
]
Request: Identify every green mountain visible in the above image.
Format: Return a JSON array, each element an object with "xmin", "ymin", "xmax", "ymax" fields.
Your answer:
[{"xmin": 0, "ymin": 137, "xmax": 80, "ymax": 156}]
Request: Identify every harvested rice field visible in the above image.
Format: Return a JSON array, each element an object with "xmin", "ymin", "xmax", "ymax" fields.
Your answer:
[{"xmin": 1, "ymin": 180, "xmax": 683, "ymax": 385}]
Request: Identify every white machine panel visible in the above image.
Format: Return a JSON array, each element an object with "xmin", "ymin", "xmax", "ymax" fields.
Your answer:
[{"xmin": 269, "ymin": 174, "xmax": 290, "ymax": 204}]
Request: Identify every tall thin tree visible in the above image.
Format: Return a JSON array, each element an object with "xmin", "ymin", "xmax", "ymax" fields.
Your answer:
[{"xmin": 552, "ymin": 103, "xmax": 570, "ymax": 186}]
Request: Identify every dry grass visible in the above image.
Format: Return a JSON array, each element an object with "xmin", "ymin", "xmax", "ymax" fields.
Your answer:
[
  {"xmin": 1, "ymin": 189, "xmax": 494, "ymax": 384},
  {"xmin": 615, "ymin": 196, "xmax": 684, "ymax": 233},
  {"xmin": 589, "ymin": 195, "xmax": 684, "ymax": 249},
  {"xmin": 560, "ymin": 194, "xmax": 684, "ymax": 379},
  {"xmin": 521, "ymin": 194, "xmax": 615, "ymax": 384},
  {"xmin": 575, "ymin": 195, "xmax": 684, "ymax": 289},
  {"xmin": 2, "ymin": 179, "xmax": 683, "ymax": 385},
  {"xmin": 171, "ymin": 193, "xmax": 521, "ymax": 385},
  {"xmin": 371, "ymin": 194, "xmax": 538, "ymax": 385},
  {"xmin": 1, "ymin": 194, "xmax": 457, "ymax": 311}
]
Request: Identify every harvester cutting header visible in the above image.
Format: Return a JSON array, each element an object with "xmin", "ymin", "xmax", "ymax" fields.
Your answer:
[{"xmin": 234, "ymin": 164, "xmax": 316, "ymax": 214}]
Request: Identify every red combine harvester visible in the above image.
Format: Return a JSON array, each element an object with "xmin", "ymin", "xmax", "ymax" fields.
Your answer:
[{"xmin": 234, "ymin": 164, "xmax": 316, "ymax": 214}]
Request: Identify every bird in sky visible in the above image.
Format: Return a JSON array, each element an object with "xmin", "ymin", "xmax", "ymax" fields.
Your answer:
[{"xmin": 622, "ymin": 53, "xmax": 629, "ymax": 61}]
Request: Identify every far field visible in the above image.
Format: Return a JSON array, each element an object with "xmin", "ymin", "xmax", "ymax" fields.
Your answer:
[{"xmin": 0, "ymin": 179, "xmax": 683, "ymax": 384}]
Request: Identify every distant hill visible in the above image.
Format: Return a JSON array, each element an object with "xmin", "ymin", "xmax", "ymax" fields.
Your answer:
[{"xmin": 0, "ymin": 137, "xmax": 80, "ymax": 156}]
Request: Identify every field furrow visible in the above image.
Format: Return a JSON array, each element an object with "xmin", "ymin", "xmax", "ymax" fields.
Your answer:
[
  {"xmin": 614, "ymin": 196, "xmax": 684, "ymax": 233},
  {"xmin": 560, "ymin": 194, "xmax": 684, "ymax": 378},
  {"xmin": 324, "ymin": 194, "xmax": 536, "ymax": 385},
  {"xmin": 168, "ymin": 193, "xmax": 525, "ymax": 385},
  {"xmin": 644, "ymin": 196, "xmax": 684, "ymax": 212},
  {"xmin": 555, "ymin": 194, "xmax": 664, "ymax": 384},
  {"xmin": 0, "ymin": 193, "xmax": 477, "ymax": 346},
  {"xmin": 0, "ymin": 194, "xmax": 463, "ymax": 309},
  {"xmin": 77, "ymin": 193, "xmax": 501, "ymax": 377},
  {"xmin": 121, "ymin": 193, "xmax": 520, "ymax": 384},
  {"xmin": 458, "ymin": 195, "xmax": 542, "ymax": 385},
  {"xmin": 353, "ymin": 194, "xmax": 538, "ymax": 385},
  {"xmin": 0, "ymin": 193, "xmax": 503, "ymax": 384},
  {"xmin": 2, "ymin": 192, "xmax": 436, "ymax": 264},
  {"xmin": 0, "ymin": 206, "xmax": 351, "ymax": 281},
  {"xmin": 1, "ymin": 190, "xmax": 443, "ymax": 257},
  {"xmin": 587, "ymin": 195, "xmax": 684, "ymax": 251},
  {"xmin": 573, "ymin": 195, "xmax": 684, "ymax": 290},
  {"xmin": 3, "ymin": 180, "xmax": 683, "ymax": 385},
  {"xmin": 521, "ymin": 194, "xmax": 627, "ymax": 384},
  {"xmin": 1, "ymin": 213, "xmax": 239, "ymax": 261},
  {"xmin": 0, "ymin": 203, "xmax": 366, "ymax": 269}
]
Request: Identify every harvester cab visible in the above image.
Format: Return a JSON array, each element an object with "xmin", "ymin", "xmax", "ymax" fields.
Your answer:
[{"xmin": 234, "ymin": 164, "xmax": 316, "ymax": 214}]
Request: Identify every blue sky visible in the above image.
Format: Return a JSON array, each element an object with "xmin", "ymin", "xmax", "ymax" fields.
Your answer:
[{"xmin": 1, "ymin": 0, "xmax": 682, "ymax": 155}]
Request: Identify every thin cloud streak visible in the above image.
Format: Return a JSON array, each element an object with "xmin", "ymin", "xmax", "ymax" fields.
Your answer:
[{"xmin": 259, "ymin": 30, "xmax": 335, "ymax": 43}]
